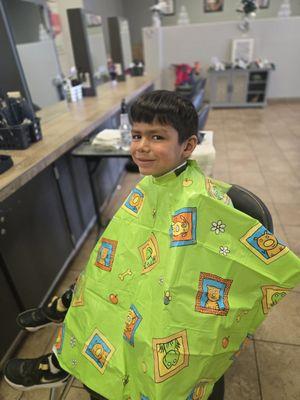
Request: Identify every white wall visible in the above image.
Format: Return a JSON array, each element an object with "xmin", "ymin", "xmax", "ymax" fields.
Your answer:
[
  {"xmin": 122, "ymin": 0, "xmax": 300, "ymax": 48},
  {"xmin": 143, "ymin": 17, "xmax": 300, "ymax": 98},
  {"xmin": 164, "ymin": 0, "xmax": 300, "ymax": 26}
]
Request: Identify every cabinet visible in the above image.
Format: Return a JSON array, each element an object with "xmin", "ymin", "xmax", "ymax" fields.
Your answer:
[
  {"xmin": 208, "ymin": 68, "xmax": 271, "ymax": 108},
  {"xmin": 0, "ymin": 166, "xmax": 74, "ymax": 309},
  {"xmin": 54, "ymin": 154, "xmax": 95, "ymax": 244},
  {"xmin": 0, "ymin": 255, "xmax": 21, "ymax": 360}
]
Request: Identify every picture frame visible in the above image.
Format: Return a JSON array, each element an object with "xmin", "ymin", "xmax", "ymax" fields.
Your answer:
[
  {"xmin": 159, "ymin": 0, "xmax": 175, "ymax": 16},
  {"xmin": 204, "ymin": 0, "xmax": 224, "ymax": 13},
  {"xmin": 257, "ymin": 0, "xmax": 270, "ymax": 9},
  {"xmin": 231, "ymin": 38, "xmax": 254, "ymax": 64}
]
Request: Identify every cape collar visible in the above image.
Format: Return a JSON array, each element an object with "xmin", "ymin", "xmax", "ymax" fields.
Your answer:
[{"xmin": 151, "ymin": 160, "xmax": 196, "ymax": 185}]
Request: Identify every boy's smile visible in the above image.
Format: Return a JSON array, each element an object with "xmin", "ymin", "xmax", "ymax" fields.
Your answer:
[{"xmin": 130, "ymin": 122, "xmax": 197, "ymax": 177}]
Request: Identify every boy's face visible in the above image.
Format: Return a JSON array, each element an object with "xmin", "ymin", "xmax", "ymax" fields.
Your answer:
[{"xmin": 130, "ymin": 122, "xmax": 197, "ymax": 177}]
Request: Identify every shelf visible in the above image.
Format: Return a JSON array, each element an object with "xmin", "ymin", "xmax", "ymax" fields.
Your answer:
[
  {"xmin": 247, "ymin": 90, "xmax": 265, "ymax": 94},
  {"xmin": 248, "ymin": 86, "xmax": 266, "ymax": 91},
  {"xmin": 249, "ymin": 75, "xmax": 267, "ymax": 82},
  {"xmin": 248, "ymin": 82, "xmax": 266, "ymax": 87},
  {"xmin": 247, "ymin": 93, "xmax": 265, "ymax": 103}
]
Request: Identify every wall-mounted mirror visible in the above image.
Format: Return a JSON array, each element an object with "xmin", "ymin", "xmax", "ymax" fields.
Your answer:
[
  {"xmin": 86, "ymin": 13, "xmax": 109, "ymax": 83},
  {"xmin": 0, "ymin": 0, "xmax": 33, "ymax": 105},
  {"xmin": 108, "ymin": 17, "xmax": 133, "ymax": 81},
  {"xmin": 2, "ymin": 0, "xmax": 63, "ymax": 108},
  {"xmin": 67, "ymin": 8, "xmax": 108, "ymax": 96}
]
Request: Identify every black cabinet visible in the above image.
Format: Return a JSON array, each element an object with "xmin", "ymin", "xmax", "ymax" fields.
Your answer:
[
  {"xmin": 246, "ymin": 70, "xmax": 269, "ymax": 104},
  {"xmin": 67, "ymin": 155, "xmax": 95, "ymax": 233},
  {"xmin": 54, "ymin": 154, "xmax": 95, "ymax": 245},
  {"xmin": 0, "ymin": 255, "xmax": 21, "ymax": 360},
  {"xmin": 0, "ymin": 166, "xmax": 73, "ymax": 309},
  {"xmin": 93, "ymin": 158, "xmax": 127, "ymax": 208}
]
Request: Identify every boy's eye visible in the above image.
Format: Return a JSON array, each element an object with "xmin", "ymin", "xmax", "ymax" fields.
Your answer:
[
  {"xmin": 152, "ymin": 135, "xmax": 164, "ymax": 140},
  {"xmin": 131, "ymin": 134, "xmax": 141, "ymax": 140}
]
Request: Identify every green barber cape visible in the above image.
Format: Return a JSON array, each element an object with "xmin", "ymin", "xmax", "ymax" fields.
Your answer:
[{"xmin": 56, "ymin": 160, "xmax": 300, "ymax": 400}]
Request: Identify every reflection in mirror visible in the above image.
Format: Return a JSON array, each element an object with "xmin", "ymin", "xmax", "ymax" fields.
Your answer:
[
  {"xmin": 108, "ymin": 17, "xmax": 133, "ymax": 81},
  {"xmin": 85, "ymin": 13, "xmax": 109, "ymax": 84},
  {"xmin": 67, "ymin": 8, "xmax": 109, "ymax": 96},
  {"xmin": 119, "ymin": 18, "xmax": 132, "ymax": 71}
]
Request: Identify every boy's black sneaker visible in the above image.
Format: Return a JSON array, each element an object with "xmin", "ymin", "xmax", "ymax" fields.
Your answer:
[
  {"xmin": 16, "ymin": 298, "xmax": 66, "ymax": 331},
  {"xmin": 4, "ymin": 354, "xmax": 70, "ymax": 391}
]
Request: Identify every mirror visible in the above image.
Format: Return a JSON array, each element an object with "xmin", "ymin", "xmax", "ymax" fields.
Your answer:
[
  {"xmin": 119, "ymin": 18, "xmax": 132, "ymax": 72},
  {"xmin": 3, "ymin": 0, "xmax": 63, "ymax": 108},
  {"xmin": 85, "ymin": 13, "xmax": 109, "ymax": 83},
  {"xmin": 108, "ymin": 17, "xmax": 133, "ymax": 81},
  {"xmin": 67, "ymin": 8, "xmax": 108, "ymax": 96}
]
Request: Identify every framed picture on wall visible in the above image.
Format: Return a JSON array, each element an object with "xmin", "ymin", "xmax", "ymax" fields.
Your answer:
[
  {"xmin": 204, "ymin": 0, "xmax": 224, "ymax": 13},
  {"xmin": 257, "ymin": 0, "xmax": 270, "ymax": 9},
  {"xmin": 159, "ymin": 0, "xmax": 175, "ymax": 16},
  {"xmin": 231, "ymin": 38, "xmax": 254, "ymax": 64}
]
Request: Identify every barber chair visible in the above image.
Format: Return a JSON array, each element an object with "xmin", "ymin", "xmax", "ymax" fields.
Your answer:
[
  {"xmin": 198, "ymin": 104, "xmax": 211, "ymax": 131},
  {"xmin": 192, "ymin": 88, "xmax": 205, "ymax": 112},
  {"xmin": 188, "ymin": 77, "xmax": 207, "ymax": 99},
  {"xmin": 206, "ymin": 183, "xmax": 274, "ymax": 400}
]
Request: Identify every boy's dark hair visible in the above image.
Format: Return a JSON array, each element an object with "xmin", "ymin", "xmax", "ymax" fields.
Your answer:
[{"xmin": 129, "ymin": 90, "xmax": 198, "ymax": 143}]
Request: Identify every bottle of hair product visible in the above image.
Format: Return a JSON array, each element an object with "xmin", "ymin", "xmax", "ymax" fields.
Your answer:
[
  {"xmin": 278, "ymin": 0, "xmax": 291, "ymax": 17},
  {"xmin": 119, "ymin": 98, "xmax": 131, "ymax": 148},
  {"xmin": 177, "ymin": 5, "xmax": 190, "ymax": 25}
]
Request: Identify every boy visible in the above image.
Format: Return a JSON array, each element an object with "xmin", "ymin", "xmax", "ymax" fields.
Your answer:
[{"xmin": 4, "ymin": 90, "xmax": 300, "ymax": 400}]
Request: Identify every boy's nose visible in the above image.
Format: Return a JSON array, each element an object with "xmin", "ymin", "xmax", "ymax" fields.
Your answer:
[{"xmin": 136, "ymin": 137, "xmax": 150, "ymax": 152}]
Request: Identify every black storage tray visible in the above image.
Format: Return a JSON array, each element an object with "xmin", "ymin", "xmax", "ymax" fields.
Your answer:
[
  {"xmin": 0, "ymin": 123, "xmax": 31, "ymax": 149},
  {"xmin": 0, "ymin": 154, "xmax": 13, "ymax": 174}
]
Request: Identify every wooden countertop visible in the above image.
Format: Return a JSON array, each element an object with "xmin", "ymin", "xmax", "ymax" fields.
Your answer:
[{"xmin": 0, "ymin": 76, "xmax": 154, "ymax": 202}]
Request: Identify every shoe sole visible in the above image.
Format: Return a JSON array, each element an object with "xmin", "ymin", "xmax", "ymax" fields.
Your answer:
[
  {"xmin": 24, "ymin": 321, "xmax": 61, "ymax": 332},
  {"xmin": 4, "ymin": 374, "xmax": 69, "ymax": 391}
]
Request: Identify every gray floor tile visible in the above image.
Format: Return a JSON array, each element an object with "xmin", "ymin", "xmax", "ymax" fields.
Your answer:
[
  {"xmin": 268, "ymin": 186, "xmax": 300, "ymax": 205},
  {"xmin": 282, "ymin": 225, "xmax": 300, "ymax": 256},
  {"xmin": 224, "ymin": 341, "xmax": 261, "ymax": 400},
  {"xmin": 16, "ymin": 325, "xmax": 58, "ymax": 359},
  {"xmin": 64, "ymin": 387, "xmax": 91, "ymax": 400},
  {"xmin": 0, "ymin": 378, "xmax": 22, "ymax": 400},
  {"xmin": 255, "ymin": 341, "xmax": 300, "ymax": 400},
  {"xmin": 19, "ymin": 388, "xmax": 60, "ymax": 400},
  {"xmin": 274, "ymin": 203, "xmax": 300, "ymax": 226},
  {"xmin": 228, "ymin": 171, "xmax": 267, "ymax": 188},
  {"xmin": 262, "ymin": 171, "xmax": 300, "ymax": 188},
  {"xmin": 255, "ymin": 291, "xmax": 300, "ymax": 345}
]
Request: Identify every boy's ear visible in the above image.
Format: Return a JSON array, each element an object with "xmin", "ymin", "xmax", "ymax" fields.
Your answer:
[{"xmin": 183, "ymin": 135, "xmax": 198, "ymax": 157}]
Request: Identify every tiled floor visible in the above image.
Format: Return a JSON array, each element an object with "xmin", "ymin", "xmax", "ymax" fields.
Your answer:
[{"xmin": 1, "ymin": 102, "xmax": 299, "ymax": 399}]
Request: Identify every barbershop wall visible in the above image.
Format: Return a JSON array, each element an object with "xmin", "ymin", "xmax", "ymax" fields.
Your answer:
[
  {"xmin": 3, "ymin": 0, "xmax": 41, "ymax": 44},
  {"xmin": 121, "ymin": 0, "xmax": 300, "ymax": 50},
  {"xmin": 164, "ymin": 0, "xmax": 300, "ymax": 26},
  {"xmin": 83, "ymin": 0, "xmax": 123, "ymax": 52},
  {"xmin": 143, "ymin": 16, "xmax": 300, "ymax": 98}
]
